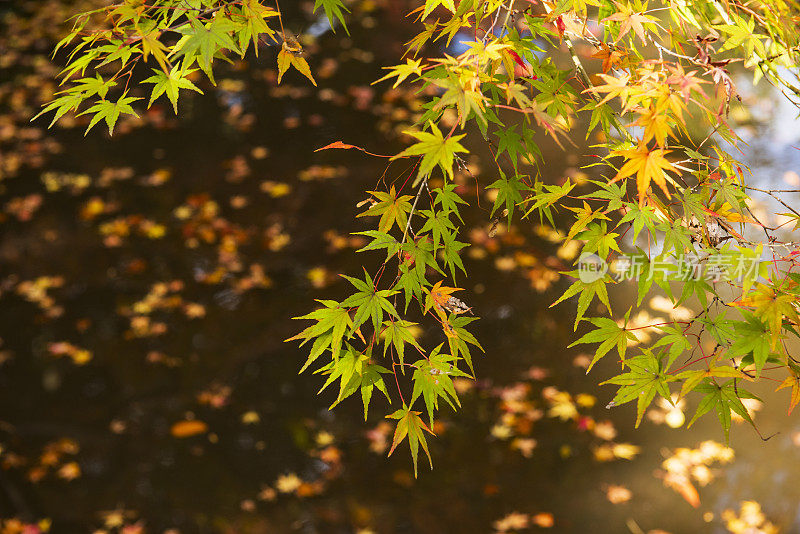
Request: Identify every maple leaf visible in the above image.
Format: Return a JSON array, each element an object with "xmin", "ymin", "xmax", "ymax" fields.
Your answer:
[
  {"xmin": 418, "ymin": 208, "xmax": 455, "ymax": 253},
  {"xmin": 433, "ymin": 183, "xmax": 468, "ymax": 222},
  {"xmin": 591, "ymin": 44, "xmax": 627, "ymax": 73},
  {"xmin": 435, "ymin": 13, "xmax": 471, "ymax": 46},
  {"xmin": 735, "ymin": 282, "xmax": 800, "ymax": 349},
  {"xmin": 318, "ymin": 348, "xmax": 391, "ymax": 419},
  {"xmin": 238, "ymin": 0, "xmax": 278, "ymax": 54},
  {"xmin": 421, "ymin": 0, "xmax": 456, "ymax": 19},
  {"xmin": 288, "ymin": 299, "xmax": 352, "ymax": 366},
  {"xmin": 340, "ymin": 269, "xmax": 399, "ymax": 334},
  {"xmin": 381, "ymin": 319, "xmax": 422, "ymax": 367},
  {"xmin": 387, "ymin": 405, "xmax": 435, "ymax": 477},
  {"xmin": 411, "ymin": 346, "xmax": 470, "ymax": 424},
  {"xmin": 373, "ymin": 58, "xmax": 423, "ymax": 88},
  {"xmin": 277, "ymin": 43, "xmax": 317, "ymax": 86},
  {"xmin": 142, "ymin": 66, "xmax": 203, "ymax": 114},
  {"xmin": 551, "ymin": 270, "xmax": 612, "ymax": 329},
  {"xmin": 587, "ymin": 72, "xmax": 632, "ymax": 106},
  {"xmin": 632, "ymin": 105, "xmax": 676, "ymax": 147},
  {"xmin": 314, "ymin": 0, "xmax": 350, "ymax": 34},
  {"xmin": 357, "ymin": 185, "xmax": 413, "ymax": 234},
  {"xmin": 404, "ymin": 22, "xmax": 436, "ymax": 58},
  {"xmin": 425, "ymin": 280, "xmax": 462, "ymax": 315},
  {"xmin": 564, "ymin": 200, "xmax": 610, "ymax": 242},
  {"xmin": 68, "ymin": 74, "xmax": 116, "ymax": 100},
  {"xmin": 139, "ymin": 28, "xmax": 171, "ymax": 73},
  {"xmin": 602, "ymin": 350, "xmax": 677, "ymax": 427},
  {"xmin": 610, "ymin": 144, "xmax": 678, "ymax": 206},
  {"xmin": 31, "ymin": 92, "xmax": 85, "ymax": 127},
  {"xmin": 687, "ymin": 380, "xmax": 759, "ymax": 443},
  {"xmin": 431, "ymin": 75, "xmax": 487, "ymax": 128},
  {"xmin": 776, "ymin": 372, "xmax": 800, "ymax": 415},
  {"xmin": 393, "ymin": 121, "xmax": 468, "ymax": 185},
  {"xmin": 445, "ymin": 315, "xmax": 482, "ymax": 374},
  {"xmin": 569, "ymin": 314, "xmax": 637, "ymax": 371},
  {"xmin": 666, "ymin": 64, "xmax": 707, "ymax": 102},
  {"xmin": 602, "ymin": 2, "xmax": 657, "ymax": 43},
  {"xmin": 727, "ymin": 312, "xmax": 773, "ymax": 376},
  {"xmin": 171, "ymin": 17, "xmax": 240, "ymax": 84},
  {"xmin": 78, "ymin": 94, "xmax": 140, "ymax": 135}
]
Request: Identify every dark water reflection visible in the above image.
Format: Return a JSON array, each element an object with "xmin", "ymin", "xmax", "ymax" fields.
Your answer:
[{"xmin": 2, "ymin": 2, "xmax": 800, "ymax": 533}]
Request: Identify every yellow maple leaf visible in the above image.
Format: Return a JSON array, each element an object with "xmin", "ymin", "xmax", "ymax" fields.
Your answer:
[
  {"xmin": 277, "ymin": 43, "xmax": 316, "ymax": 86},
  {"xmin": 776, "ymin": 375, "xmax": 800, "ymax": 414},
  {"xmin": 632, "ymin": 105, "xmax": 676, "ymax": 147},
  {"xmin": 610, "ymin": 144, "xmax": 678, "ymax": 205}
]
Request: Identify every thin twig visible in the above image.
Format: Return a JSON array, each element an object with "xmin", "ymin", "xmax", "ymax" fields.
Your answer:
[{"xmin": 402, "ymin": 175, "xmax": 429, "ymax": 244}]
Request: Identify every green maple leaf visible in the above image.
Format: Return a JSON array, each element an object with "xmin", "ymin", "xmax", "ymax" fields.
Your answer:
[
  {"xmin": 95, "ymin": 40, "xmax": 136, "ymax": 69},
  {"xmin": 583, "ymin": 179, "xmax": 625, "ymax": 212},
  {"xmin": 354, "ymin": 230, "xmax": 401, "ymax": 260},
  {"xmin": 523, "ymin": 179, "xmax": 575, "ymax": 225},
  {"xmin": 495, "ymin": 125, "xmax": 523, "ymax": 169},
  {"xmin": 394, "ymin": 263, "xmax": 427, "ymax": 313},
  {"xmin": 676, "ymin": 365, "xmax": 746, "ymax": 399},
  {"xmin": 602, "ymin": 350, "xmax": 678, "ymax": 427},
  {"xmin": 569, "ymin": 312, "xmax": 637, "ymax": 371},
  {"xmin": 446, "ymin": 315, "xmax": 483, "ymax": 375},
  {"xmin": 316, "ymin": 348, "xmax": 391, "ymax": 419},
  {"xmin": 487, "ymin": 169, "xmax": 530, "ymax": 225},
  {"xmin": 69, "ymin": 74, "xmax": 116, "ymax": 99},
  {"xmin": 357, "ymin": 185, "xmax": 413, "ymax": 234},
  {"xmin": 440, "ymin": 232, "xmax": 468, "ymax": 281},
  {"xmin": 688, "ymin": 380, "xmax": 759, "ymax": 443},
  {"xmin": 314, "ymin": 0, "xmax": 350, "ymax": 34},
  {"xmin": 393, "ymin": 121, "xmax": 468, "ymax": 185},
  {"xmin": 288, "ymin": 299, "xmax": 352, "ymax": 367},
  {"xmin": 341, "ymin": 269, "xmax": 399, "ymax": 334},
  {"xmin": 79, "ymin": 94, "xmax": 140, "ymax": 135},
  {"xmin": 419, "ymin": 208, "xmax": 456, "ymax": 254},
  {"xmin": 318, "ymin": 347, "xmax": 391, "ymax": 419},
  {"xmin": 59, "ymin": 49, "xmax": 101, "ymax": 81},
  {"xmin": 433, "ymin": 183, "xmax": 468, "ymax": 222},
  {"xmin": 652, "ymin": 322, "xmax": 692, "ymax": 369},
  {"xmin": 728, "ymin": 312, "xmax": 775, "ymax": 377},
  {"xmin": 411, "ymin": 345, "xmax": 470, "ymax": 424},
  {"xmin": 404, "ymin": 22, "xmax": 437, "ymax": 58},
  {"xmin": 402, "ymin": 238, "xmax": 442, "ymax": 280},
  {"xmin": 32, "ymin": 92, "xmax": 85, "ymax": 127},
  {"xmin": 551, "ymin": 270, "xmax": 612, "ymax": 329},
  {"xmin": 387, "ymin": 405, "xmax": 435, "ymax": 477},
  {"xmin": 618, "ymin": 201, "xmax": 658, "ymax": 241},
  {"xmin": 382, "ymin": 319, "xmax": 423, "ymax": 368},
  {"xmin": 578, "ymin": 221, "xmax": 621, "ymax": 258},
  {"xmin": 172, "ymin": 16, "xmax": 240, "ymax": 84},
  {"xmin": 658, "ymin": 219, "xmax": 693, "ymax": 256},
  {"xmin": 142, "ymin": 66, "xmax": 203, "ymax": 114}
]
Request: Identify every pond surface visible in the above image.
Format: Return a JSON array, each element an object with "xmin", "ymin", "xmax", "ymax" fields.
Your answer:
[{"xmin": 1, "ymin": 1, "xmax": 800, "ymax": 533}]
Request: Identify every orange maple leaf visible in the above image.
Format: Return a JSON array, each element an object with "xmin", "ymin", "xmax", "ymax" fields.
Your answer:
[
  {"xmin": 591, "ymin": 44, "xmax": 627, "ymax": 73},
  {"xmin": 429, "ymin": 280, "xmax": 462, "ymax": 309}
]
